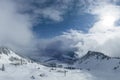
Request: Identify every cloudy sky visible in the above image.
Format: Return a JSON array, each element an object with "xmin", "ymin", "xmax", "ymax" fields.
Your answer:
[{"xmin": 0, "ymin": 0, "xmax": 120, "ymax": 57}]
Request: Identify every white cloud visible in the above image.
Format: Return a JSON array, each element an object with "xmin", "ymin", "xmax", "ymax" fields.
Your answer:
[
  {"xmin": 0, "ymin": 0, "xmax": 79, "ymax": 56},
  {"xmin": 57, "ymin": 0, "xmax": 120, "ymax": 57},
  {"xmin": 14, "ymin": 0, "xmax": 75, "ymax": 22},
  {"xmin": 1, "ymin": 0, "xmax": 120, "ymax": 57},
  {"xmin": 37, "ymin": 0, "xmax": 120, "ymax": 57},
  {"xmin": 89, "ymin": 3, "xmax": 120, "ymax": 33},
  {"xmin": 34, "ymin": 8, "xmax": 64, "ymax": 21},
  {"xmin": 59, "ymin": 29, "xmax": 120, "ymax": 57},
  {"xmin": 0, "ymin": 0, "xmax": 35, "ymax": 54}
]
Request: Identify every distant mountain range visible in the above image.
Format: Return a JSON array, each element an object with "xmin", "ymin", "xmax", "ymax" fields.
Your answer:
[
  {"xmin": 0, "ymin": 47, "xmax": 120, "ymax": 80},
  {"xmin": 35, "ymin": 50, "xmax": 120, "ymax": 71}
]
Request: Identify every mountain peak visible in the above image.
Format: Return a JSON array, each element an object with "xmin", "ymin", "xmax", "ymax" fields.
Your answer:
[
  {"xmin": 0, "ymin": 47, "xmax": 29, "ymax": 65},
  {"xmin": 87, "ymin": 51, "xmax": 107, "ymax": 56},
  {"xmin": 0, "ymin": 47, "xmax": 12, "ymax": 55},
  {"xmin": 80, "ymin": 51, "xmax": 111, "ymax": 61}
]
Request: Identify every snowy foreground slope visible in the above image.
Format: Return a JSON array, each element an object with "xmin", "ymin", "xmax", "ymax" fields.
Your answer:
[{"xmin": 0, "ymin": 47, "xmax": 120, "ymax": 80}]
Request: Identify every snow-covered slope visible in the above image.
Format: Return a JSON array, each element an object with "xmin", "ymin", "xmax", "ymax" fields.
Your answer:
[
  {"xmin": 0, "ymin": 47, "xmax": 29, "ymax": 64},
  {"xmin": 0, "ymin": 47, "xmax": 94, "ymax": 80},
  {"xmin": 36, "ymin": 50, "xmax": 120, "ymax": 72},
  {"xmin": 1, "ymin": 47, "xmax": 120, "ymax": 80},
  {"xmin": 74, "ymin": 51, "xmax": 120, "ymax": 71}
]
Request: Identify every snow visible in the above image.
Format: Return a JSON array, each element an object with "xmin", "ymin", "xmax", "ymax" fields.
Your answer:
[
  {"xmin": 0, "ymin": 48, "xmax": 120, "ymax": 80},
  {"xmin": 0, "ymin": 63, "xmax": 120, "ymax": 80},
  {"xmin": 75, "ymin": 54, "xmax": 120, "ymax": 71},
  {"xmin": 0, "ymin": 63, "xmax": 95, "ymax": 80},
  {"xmin": 0, "ymin": 48, "xmax": 94, "ymax": 80}
]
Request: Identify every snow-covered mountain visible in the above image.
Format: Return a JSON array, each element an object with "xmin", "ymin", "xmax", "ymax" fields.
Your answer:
[
  {"xmin": 0, "ymin": 47, "xmax": 94, "ymax": 80},
  {"xmin": 1, "ymin": 47, "xmax": 120, "ymax": 80},
  {"xmin": 0, "ymin": 47, "xmax": 29, "ymax": 64},
  {"xmin": 74, "ymin": 51, "xmax": 120, "ymax": 71},
  {"xmin": 38, "ymin": 50, "xmax": 120, "ymax": 71}
]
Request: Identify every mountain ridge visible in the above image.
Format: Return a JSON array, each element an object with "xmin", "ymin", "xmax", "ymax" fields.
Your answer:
[
  {"xmin": 0, "ymin": 47, "xmax": 120, "ymax": 80},
  {"xmin": 1, "ymin": 47, "xmax": 120, "ymax": 71}
]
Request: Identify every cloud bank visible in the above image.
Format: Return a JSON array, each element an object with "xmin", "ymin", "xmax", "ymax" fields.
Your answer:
[
  {"xmin": 36, "ymin": 0, "xmax": 120, "ymax": 57},
  {"xmin": 0, "ymin": 0, "xmax": 120, "ymax": 57},
  {"xmin": 14, "ymin": 0, "xmax": 76, "ymax": 22},
  {"xmin": 0, "ymin": 0, "xmax": 35, "ymax": 54},
  {"xmin": 0, "ymin": 0, "xmax": 76, "ymax": 55}
]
